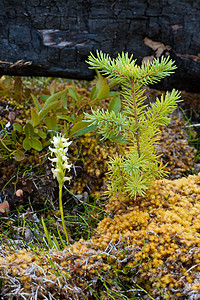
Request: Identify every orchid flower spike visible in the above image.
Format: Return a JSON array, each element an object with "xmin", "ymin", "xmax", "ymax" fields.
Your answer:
[{"xmin": 49, "ymin": 134, "xmax": 72, "ymax": 185}]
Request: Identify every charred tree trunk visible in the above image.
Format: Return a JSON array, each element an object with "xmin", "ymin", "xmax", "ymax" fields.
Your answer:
[{"xmin": 0, "ymin": 0, "xmax": 200, "ymax": 92}]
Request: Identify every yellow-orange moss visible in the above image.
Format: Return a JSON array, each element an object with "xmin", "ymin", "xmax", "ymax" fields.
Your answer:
[
  {"xmin": 70, "ymin": 133, "xmax": 121, "ymax": 196},
  {"xmin": 92, "ymin": 173, "xmax": 200, "ymax": 298}
]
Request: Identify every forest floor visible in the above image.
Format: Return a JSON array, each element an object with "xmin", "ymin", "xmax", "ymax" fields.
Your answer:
[{"xmin": 0, "ymin": 76, "xmax": 200, "ymax": 299}]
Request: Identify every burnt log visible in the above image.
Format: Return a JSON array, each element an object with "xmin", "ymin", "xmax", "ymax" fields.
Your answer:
[{"xmin": 0, "ymin": 0, "xmax": 200, "ymax": 92}]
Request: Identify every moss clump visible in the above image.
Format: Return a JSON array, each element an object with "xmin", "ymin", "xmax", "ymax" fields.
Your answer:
[
  {"xmin": 93, "ymin": 173, "xmax": 200, "ymax": 299},
  {"xmin": 69, "ymin": 133, "xmax": 122, "ymax": 196},
  {"xmin": 0, "ymin": 242, "xmax": 131, "ymax": 299}
]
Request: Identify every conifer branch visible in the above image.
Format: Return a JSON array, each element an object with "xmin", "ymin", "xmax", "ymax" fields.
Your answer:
[{"xmin": 84, "ymin": 109, "xmax": 128, "ymax": 140}]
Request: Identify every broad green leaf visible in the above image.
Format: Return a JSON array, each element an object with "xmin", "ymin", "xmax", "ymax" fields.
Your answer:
[
  {"xmin": 29, "ymin": 137, "xmax": 43, "ymax": 151},
  {"xmin": 108, "ymin": 96, "xmax": 121, "ymax": 115},
  {"xmin": 63, "ymin": 121, "xmax": 69, "ymax": 137},
  {"xmin": 11, "ymin": 129, "xmax": 18, "ymax": 143},
  {"xmin": 73, "ymin": 115, "xmax": 82, "ymax": 124},
  {"xmin": 38, "ymin": 101, "xmax": 60, "ymax": 120},
  {"xmin": 31, "ymin": 94, "xmax": 41, "ymax": 111},
  {"xmin": 90, "ymin": 86, "xmax": 96, "ymax": 101},
  {"xmin": 94, "ymin": 75, "xmax": 110, "ymax": 100},
  {"xmin": 33, "ymin": 129, "xmax": 41, "ymax": 139},
  {"xmin": 40, "ymin": 95, "xmax": 49, "ymax": 102},
  {"xmin": 32, "ymin": 131, "xmax": 40, "ymax": 139},
  {"xmin": 61, "ymin": 91, "xmax": 68, "ymax": 109},
  {"xmin": 23, "ymin": 137, "xmax": 31, "ymax": 150},
  {"xmin": 33, "ymin": 128, "xmax": 38, "ymax": 134},
  {"xmin": 31, "ymin": 107, "xmax": 40, "ymax": 127},
  {"xmin": 13, "ymin": 123, "xmax": 23, "ymax": 132},
  {"xmin": 72, "ymin": 124, "xmax": 97, "ymax": 137},
  {"xmin": 49, "ymin": 79, "xmax": 56, "ymax": 95},
  {"xmin": 13, "ymin": 149, "xmax": 25, "ymax": 161},
  {"xmin": 56, "ymin": 107, "xmax": 68, "ymax": 113},
  {"xmin": 24, "ymin": 123, "xmax": 34, "ymax": 137},
  {"xmin": 43, "ymin": 90, "xmax": 66, "ymax": 110},
  {"xmin": 3, "ymin": 77, "xmax": 12, "ymax": 89},
  {"xmin": 14, "ymin": 77, "xmax": 22, "ymax": 95},
  {"xmin": 107, "ymin": 91, "xmax": 120, "ymax": 97},
  {"xmin": 37, "ymin": 129, "xmax": 47, "ymax": 139},
  {"xmin": 57, "ymin": 115, "xmax": 74, "ymax": 123},
  {"xmin": 24, "ymin": 88, "xmax": 31, "ymax": 99},
  {"xmin": 68, "ymin": 87, "xmax": 79, "ymax": 101},
  {"xmin": 45, "ymin": 116, "xmax": 57, "ymax": 130},
  {"xmin": 70, "ymin": 121, "xmax": 97, "ymax": 137}
]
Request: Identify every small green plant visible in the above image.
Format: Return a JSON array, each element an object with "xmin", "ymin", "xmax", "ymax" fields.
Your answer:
[
  {"xmin": 0, "ymin": 75, "xmax": 119, "ymax": 162},
  {"xmin": 13, "ymin": 90, "xmax": 69, "ymax": 152},
  {"xmin": 42, "ymin": 134, "xmax": 72, "ymax": 245},
  {"xmin": 85, "ymin": 51, "xmax": 181, "ymax": 198}
]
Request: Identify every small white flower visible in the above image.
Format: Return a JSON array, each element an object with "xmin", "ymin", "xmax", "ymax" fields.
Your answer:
[
  {"xmin": 49, "ymin": 146, "xmax": 57, "ymax": 154},
  {"xmin": 63, "ymin": 141, "xmax": 72, "ymax": 148},
  {"xmin": 63, "ymin": 162, "xmax": 72, "ymax": 170},
  {"xmin": 52, "ymin": 168, "xmax": 60, "ymax": 177},
  {"xmin": 63, "ymin": 176, "xmax": 71, "ymax": 183},
  {"xmin": 48, "ymin": 157, "xmax": 58, "ymax": 163}
]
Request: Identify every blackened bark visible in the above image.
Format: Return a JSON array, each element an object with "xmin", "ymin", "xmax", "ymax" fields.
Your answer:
[{"xmin": 0, "ymin": 0, "xmax": 200, "ymax": 92}]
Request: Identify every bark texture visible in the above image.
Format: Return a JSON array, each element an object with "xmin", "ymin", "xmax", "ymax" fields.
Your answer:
[{"xmin": 0, "ymin": 0, "xmax": 200, "ymax": 91}]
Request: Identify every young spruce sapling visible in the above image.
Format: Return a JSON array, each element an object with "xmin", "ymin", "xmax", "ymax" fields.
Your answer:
[{"xmin": 85, "ymin": 51, "xmax": 181, "ymax": 199}]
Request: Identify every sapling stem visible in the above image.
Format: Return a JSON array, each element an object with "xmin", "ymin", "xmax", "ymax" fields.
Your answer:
[{"xmin": 132, "ymin": 83, "xmax": 141, "ymax": 157}]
